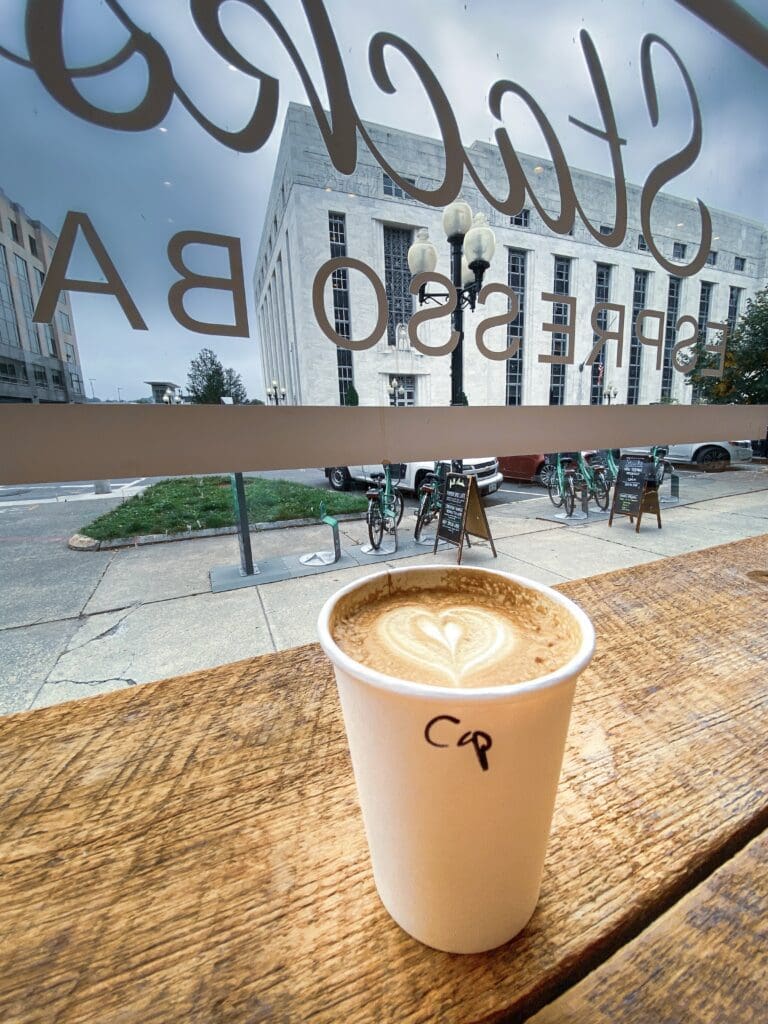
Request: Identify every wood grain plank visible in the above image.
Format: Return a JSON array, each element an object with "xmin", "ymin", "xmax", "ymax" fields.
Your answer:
[
  {"xmin": 0, "ymin": 537, "xmax": 766, "ymax": 1024},
  {"xmin": 528, "ymin": 831, "xmax": 768, "ymax": 1023}
]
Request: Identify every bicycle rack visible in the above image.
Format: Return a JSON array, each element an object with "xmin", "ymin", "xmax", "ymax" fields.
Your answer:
[
  {"xmin": 299, "ymin": 509, "xmax": 342, "ymax": 566},
  {"xmin": 660, "ymin": 467, "xmax": 680, "ymax": 505},
  {"xmin": 361, "ymin": 534, "xmax": 398, "ymax": 556}
]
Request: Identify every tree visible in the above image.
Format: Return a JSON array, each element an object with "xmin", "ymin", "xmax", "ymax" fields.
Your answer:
[
  {"xmin": 187, "ymin": 348, "xmax": 226, "ymax": 404},
  {"xmin": 688, "ymin": 287, "xmax": 768, "ymax": 405},
  {"xmin": 344, "ymin": 383, "xmax": 359, "ymax": 406},
  {"xmin": 223, "ymin": 367, "xmax": 248, "ymax": 404},
  {"xmin": 186, "ymin": 348, "xmax": 248, "ymax": 404}
]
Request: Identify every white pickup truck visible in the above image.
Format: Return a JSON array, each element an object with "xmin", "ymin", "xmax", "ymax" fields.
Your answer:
[{"xmin": 325, "ymin": 458, "xmax": 504, "ymax": 495}]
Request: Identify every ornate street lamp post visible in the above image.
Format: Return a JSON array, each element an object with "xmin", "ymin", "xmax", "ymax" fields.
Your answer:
[
  {"xmin": 407, "ymin": 201, "xmax": 496, "ymax": 407},
  {"xmin": 162, "ymin": 387, "xmax": 182, "ymax": 405},
  {"xmin": 604, "ymin": 384, "xmax": 618, "ymax": 406},
  {"xmin": 388, "ymin": 376, "xmax": 406, "ymax": 406},
  {"xmin": 266, "ymin": 379, "xmax": 287, "ymax": 405}
]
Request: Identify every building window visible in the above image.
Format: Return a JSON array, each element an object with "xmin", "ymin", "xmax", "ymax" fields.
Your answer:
[
  {"xmin": 734, "ymin": 256, "xmax": 746, "ymax": 271},
  {"xmin": 505, "ymin": 248, "xmax": 526, "ymax": 406},
  {"xmin": 0, "ymin": 359, "xmax": 25, "ymax": 384},
  {"xmin": 65, "ymin": 342, "xmax": 76, "ymax": 362},
  {"xmin": 626, "ymin": 269, "xmax": 649, "ymax": 405},
  {"xmin": 33, "ymin": 364, "xmax": 47, "ymax": 387},
  {"xmin": 727, "ymin": 286, "xmax": 742, "ymax": 336},
  {"xmin": 549, "ymin": 256, "xmax": 571, "ymax": 406},
  {"xmin": 388, "ymin": 374, "xmax": 415, "ymax": 407},
  {"xmin": 661, "ymin": 275, "xmax": 682, "ymax": 400},
  {"xmin": 10, "ymin": 220, "xmax": 19, "ymax": 243},
  {"xmin": 637, "ymin": 233, "xmax": 648, "ymax": 251},
  {"xmin": 590, "ymin": 264, "xmax": 611, "ymax": 405},
  {"xmin": 35, "ymin": 267, "xmax": 57, "ymax": 356},
  {"xmin": 510, "ymin": 209, "xmax": 530, "ymax": 228},
  {"xmin": 0, "ymin": 245, "xmax": 21, "ymax": 347},
  {"xmin": 59, "ymin": 310, "xmax": 72, "ymax": 334},
  {"xmin": 706, "ymin": 250, "xmax": 717, "ymax": 266},
  {"xmin": 337, "ymin": 349, "xmax": 353, "ymax": 404},
  {"xmin": 328, "ymin": 212, "xmax": 354, "ymax": 404},
  {"xmin": 70, "ymin": 371, "xmax": 83, "ymax": 394},
  {"xmin": 383, "ymin": 225, "xmax": 413, "ymax": 347},
  {"xmin": 599, "ymin": 224, "xmax": 613, "ymax": 236},
  {"xmin": 673, "ymin": 242, "xmax": 687, "ymax": 260},
  {"xmin": 692, "ymin": 281, "xmax": 715, "ymax": 403},
  {"xmin": 14, "ymin": 253, "xmax": 42, "ymax": 353},
  {"xmin": 382, "ymin": 172, "xmax": 415, "ymax": 198},
  {"xmin": 51, "ymin": 369, "xmax": 66, "ymax": 390},
  {"xmin": 29, "ymin": 236, "xmax": 38, "ymax": 258}
]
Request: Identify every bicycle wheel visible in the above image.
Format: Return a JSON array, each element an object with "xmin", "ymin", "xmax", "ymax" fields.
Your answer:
[
  {"xmin": 548, "ymin": 475, "xmax": 564, "ymax": 509},
  {"xmin": 593, "ymin": 469, "xmax": 610, "ymax": 511},
  {"xmin": 367, "ymin": 501, "xmax": 384, "ymax": 550},
  {"xmin": 564, "ymin": 475, "xmax": 576, "ymax": 517},
  {"xmin": 393, "ymin": 488, "xmax": 404, "ymax": 527},
  {"xmin": 414, "ymin": 489, "xmax": 434, "ymax": 541}
]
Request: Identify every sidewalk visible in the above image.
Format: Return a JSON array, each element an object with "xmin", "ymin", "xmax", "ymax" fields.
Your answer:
[{"xmin": 2, "ymin": 471, "xmax": 766, "ymax": 716}]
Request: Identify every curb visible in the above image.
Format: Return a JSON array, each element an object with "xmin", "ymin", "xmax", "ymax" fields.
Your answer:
[{"xmin": 68, "ymin": 512, "xmax": 366, "ymax": 552}]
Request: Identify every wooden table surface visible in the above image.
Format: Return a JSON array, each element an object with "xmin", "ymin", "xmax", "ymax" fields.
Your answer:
[{"xmin": 1, "ymin": 537, "xmax": 766, "ymax": 1024}]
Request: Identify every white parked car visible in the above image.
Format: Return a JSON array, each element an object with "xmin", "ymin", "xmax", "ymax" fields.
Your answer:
[
  {"xmin": 621, "ymin": 441, "xmax": 753, "ymax": 467},
  {"xmin": 325, "ymin": 458, "xmax": 504, "ymax": 495}
]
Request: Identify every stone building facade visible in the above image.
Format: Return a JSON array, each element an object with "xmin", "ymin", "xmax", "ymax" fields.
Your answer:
[
  {"xmin": 0, "ymin": 187, "xmax": 85, "ymax": 404},
  {"xmin": 254, "ymin": 103, "xmax": 766, "ymax": 410}
]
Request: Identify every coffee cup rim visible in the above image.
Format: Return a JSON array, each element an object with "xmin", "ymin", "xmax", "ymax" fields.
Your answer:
[{"xmin": 317, "ymin": 565, "xmax": 595, "ymax": 701}]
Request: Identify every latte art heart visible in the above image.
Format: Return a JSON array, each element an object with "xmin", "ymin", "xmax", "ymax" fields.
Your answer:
[{"xmin": 377, "ymin": 603, "xmax": 517, "ymax": 685}]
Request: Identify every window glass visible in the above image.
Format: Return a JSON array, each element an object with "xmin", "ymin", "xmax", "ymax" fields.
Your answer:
[
  {"xmin": 0, "ymin": 0, "xmax": 765, "ymax": 714},
  {"xmin": 505, "ymin": 248, "xmax": 526, "ymax": 406}
]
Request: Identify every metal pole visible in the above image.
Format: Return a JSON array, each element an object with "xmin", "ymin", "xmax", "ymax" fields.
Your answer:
[
  {"xmin": 449, "ymin": 236, "xmax": 464, "ymax": 408},
  {"xmin": 230, "ymin": 472, "xmax": 255, "ymax": 576}
]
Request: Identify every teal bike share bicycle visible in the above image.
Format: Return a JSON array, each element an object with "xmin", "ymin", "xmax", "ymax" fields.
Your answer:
[
  {"xmin": 414, "ymin": 460, "xmax": 450, "ymax": 542},
  {"xmin": 366, "ymin": 461, "xmax": 405, "ymax": 550},
  {"xmin": 548, "ymin": 452, "xmax": 610, "ymax": 516}
]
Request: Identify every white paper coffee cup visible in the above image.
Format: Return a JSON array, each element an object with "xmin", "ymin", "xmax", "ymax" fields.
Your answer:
[{"xmin": 318, "ymin": 565, "xmax": 595, "ymax": 954}]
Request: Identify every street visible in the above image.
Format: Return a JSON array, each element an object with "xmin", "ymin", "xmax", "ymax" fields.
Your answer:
[{"xmin": 0, "ymin": 470, "xmax": 548, "ymax": 507}]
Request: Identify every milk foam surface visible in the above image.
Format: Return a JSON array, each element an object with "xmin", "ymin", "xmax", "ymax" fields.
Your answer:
[{"xmin": 332, "ymin": 579, "xmax": 580, "ymax": 688}]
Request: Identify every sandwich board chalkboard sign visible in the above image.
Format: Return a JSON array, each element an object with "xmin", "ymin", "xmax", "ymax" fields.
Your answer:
[
  {"xmin": 608, "ymin": 455, "xmax": 662, "ymax": 532},
  {"xmin": 434, "ymin": 472, "xmax": 497, "ymax": 564}
]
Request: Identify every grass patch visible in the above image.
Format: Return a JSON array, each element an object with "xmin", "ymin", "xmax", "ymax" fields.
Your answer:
[{"xmin": 81, "ymin": 476, "xmax": 367, "ymax": 542}]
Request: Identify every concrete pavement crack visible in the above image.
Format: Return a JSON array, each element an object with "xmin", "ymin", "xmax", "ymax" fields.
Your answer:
[
  {"xmin": 42, "ymin": 677, "xmax": 138, "ymax": 688},
  {"xmin": 29, "ymin": 633, "xmax": 139, "ymax": 708},
  {"xmin": 255, "ymin": 586, "xmax": 277, "ymax": 652},
  {"xmin": 61, "ymin": 605, "xmax": 139, "ymax": 656},
  {"xmin": 39, "ymin": 605, "xmax": 139, "ymax": 692},
  {"xmin": 80, "ymin": 548, "xmax": 117, "ymax": 616}
]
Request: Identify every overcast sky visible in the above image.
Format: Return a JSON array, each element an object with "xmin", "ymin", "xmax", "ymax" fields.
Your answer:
[{"xmin": 0, "ymin": 0, "xmax": 766, "ymax": 402}]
